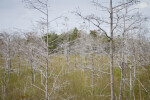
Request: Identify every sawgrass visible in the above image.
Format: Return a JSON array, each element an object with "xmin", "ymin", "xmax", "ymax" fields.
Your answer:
[{"xmin": 0, "ymin": 55, "xmax": 149, "ymax": 100}]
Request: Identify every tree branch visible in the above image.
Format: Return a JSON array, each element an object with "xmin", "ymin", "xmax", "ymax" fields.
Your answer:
[{"xmin": 76, "ymin": 12, "xmax": 111, "ymax": 39}]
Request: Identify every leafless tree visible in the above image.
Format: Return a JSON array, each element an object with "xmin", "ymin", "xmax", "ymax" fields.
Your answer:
[
  {"xmin": 76, "ymin": 0, "xmax": 140, "ymax": 99},
  {"xmin": 23, "ymin": 0, "xmax": 50, "ymax": 99}
]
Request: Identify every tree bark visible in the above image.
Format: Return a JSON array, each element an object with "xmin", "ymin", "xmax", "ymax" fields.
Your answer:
[
  {"xmin": 30, "ymin": 59, "xmax": 34, "ymax": 84},
  {"xmin": 119, "ymin": 63, "xmax": 124, "ymax": 100},
  {"xmin": 130, "ymin": 65, "xmax": 133, "ymax": 98},
  {"xmin": 110, "ymin": 0, "xmax": 115, "ymax": 100},
  {"xmin": 46, "ymin": 3, "xmax": 49, "ymax": 100}
]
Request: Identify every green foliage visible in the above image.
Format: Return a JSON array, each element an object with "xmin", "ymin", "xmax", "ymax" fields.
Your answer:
[
  {"xmin": 70, "ymin": 27, "xmax": 78, "ymax": 41},
  {"xmin": 43, "ymin": 32, "xmax": 59, "ymax": 52},
  {"xmin": 42, "ymin": 28, "xmax": 79, "ymax": 53},
  {"xmin": 90, "ymin": 30, "xmax": 98, "ymax": 37}
]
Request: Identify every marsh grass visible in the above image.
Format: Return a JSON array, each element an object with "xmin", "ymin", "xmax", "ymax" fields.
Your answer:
[{"xmin": 0, "ymin": 55, "xmax": 149, "ymax": 100}]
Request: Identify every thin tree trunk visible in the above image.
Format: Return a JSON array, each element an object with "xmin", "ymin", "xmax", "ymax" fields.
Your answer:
[
  {"xmin": 92, "ymin": 56, "xmax": 95, "ymax": 99},
  {"xmin": 9, "ymin": 59, "xmax": 12, "ymax": 69},
  {"xmin": 41, "ymin": 70, "xmax": 43, "ymax": 85},
  {"xmin": 80, "ymin": 54, "xmax": 83, "ymax": 69},
  {"xmin": 133, "ymin": 49, "xmax": 136, "ymax": 79},
  {"xmin": 30, "ymin": 60, "xmax": 34, "ymax": 84},
  {"xmin": 119, "ymin": 10, "xmax": 126, "ymax": 99},
  {"xmin": 74, "ymin": 53, "xmax": 77, "ymax": 71},
  {"xmin": 2, "ymin": 84, "xmax": 6, "ymax": 100},
  {"xmin": 110, "ymin": 0, "xmax": 115, "ymax": 100},
  {"xmin": 7, "ymin": 44, "xmax": 10, "ymax": 81},
  {"xmin": 92, "ymin": 69, "xmax": 94, "ymax": 99},
  {"xmin": 130, "ymin": 65, "xmax": 133, "ymax": 98},
  {"xmin": 34, "ymin": 69, "xmax": 36, "ymax": 82},
  {"xmin": 119, "ymin": 63, "xmax": 124, "ymax": 100},
  {"xmin": 46, "ymin": 57, "xmax": 49, "ymax": 100},
  {"xmin": 66, "ymin": 54, "xmax": 70, "ymax": 71},
  {"xmin": 85, "ymin": 55, "xmax": 87, "ymax": 68},
  {"xmin": 8, "ymin": 59, "xmax": 10, "ymax": 81},
  {"xmin": 138, "ymin": 81, "xmax": 142, "ymax": 100},
  {"xmin": 46, "ymin": 4, "xmax": 49, "ymax": 100},
  {"xmin": 3, "ymin": 79, "xmax": 6, "ymax": 100},
  {"xmin": 3, "ymin": 61, "xmax": 7, "ymax": 100},
  {"xmin": 18, "ymin": 57, "xmax": 21, "ymax": 75}
]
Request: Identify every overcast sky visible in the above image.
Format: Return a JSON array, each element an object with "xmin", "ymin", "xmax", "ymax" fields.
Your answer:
[{"xmin": 0, "ymin": 0, "xmax": 150, "ymax": 34}]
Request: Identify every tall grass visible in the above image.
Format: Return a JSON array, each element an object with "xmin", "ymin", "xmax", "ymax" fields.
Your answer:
[{"xmin": 0, "ymin": 55, "xmax": 149, "ymax": 100}]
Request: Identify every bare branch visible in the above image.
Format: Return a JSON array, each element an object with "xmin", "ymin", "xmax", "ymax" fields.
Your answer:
[
  {"xmin": 113, "ymin": 0, "xmax": 136, "ymax": 9},
  {"xmin": 76, "ymin": 12, "xmax": 111, "ymax": 39}
]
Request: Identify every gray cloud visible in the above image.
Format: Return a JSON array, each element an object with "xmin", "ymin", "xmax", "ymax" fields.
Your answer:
[{"xmin": 0, "ymin": 0, "xmax": 150, "ymax": 33}]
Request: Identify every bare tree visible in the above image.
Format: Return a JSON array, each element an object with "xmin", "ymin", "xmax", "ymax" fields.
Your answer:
[
  {"xmin": 76, "ymin": 0, "xmax": 139, "ymax": 99},
  {"xmin": 23, "ymin": 0, "xmax": 50, "ymax": 99}
]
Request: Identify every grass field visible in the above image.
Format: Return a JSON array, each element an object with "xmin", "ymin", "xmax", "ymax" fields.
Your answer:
[{"xmin": 0, "ymin": 55, "xmax": 149, "ymax": 100}]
